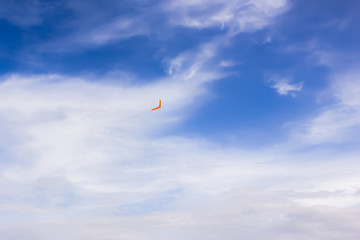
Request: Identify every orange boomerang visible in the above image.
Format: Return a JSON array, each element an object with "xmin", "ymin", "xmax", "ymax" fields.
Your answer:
[{"xmin": 152, "ymin": 99, "xmax": 161, "ymax": 111}]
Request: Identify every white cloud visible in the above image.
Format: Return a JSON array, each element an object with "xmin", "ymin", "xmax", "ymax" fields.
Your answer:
[
  {"xmin": 36, "ymin": 16, "xmax": 150, "ymax": 52},
  {"xmin": 270, "ymin": 77, "xmax": 303, "ymax": 96},
  {"xmin": 81, "ymin": 17, "xmax": 148, "ymax": 46},
  {"xmin": 1, "ymin": 40, "xmax": 360, "ymax": 237},
  {"xmin": 293, "ymin": 70, "xmax": 360, "ymax": 144},
  {"xmin": 0, "ymin": 43, "xmax": 224, "ymax": 211},
  {"xmin": 219, "ymin": 60, "xmax": 236, "ymax": 67},
  {"xmin": 162, "ymin": 0, "xmax": 289, "ymax": 33},
  {"xmin": 167, "ymin": 42, "xmax": 217, "ymax": 76},
  {"xmin": 0, "ymin": 189, "xmax": 360, "ymax": 239},
  {"xmin": 0, "ymin": 69, "xmax": 360, "ymax": 238},
  {"xmin": 32, "ymin": 0, "xmax": 289, "ymax": 52}
]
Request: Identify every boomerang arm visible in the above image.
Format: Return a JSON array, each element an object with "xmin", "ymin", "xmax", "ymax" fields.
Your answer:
[{"xmin": 152, "ymin": 99, "xmax": 162, "ymax": 110}]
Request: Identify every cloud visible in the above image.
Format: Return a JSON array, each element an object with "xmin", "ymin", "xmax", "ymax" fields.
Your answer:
[
  {"xmin": 167, "ymin": 41, "xmax": 218, "ymax": 76},
  {"xmin": 1, "ymin": 41, "xmax": 360, "ymax": 240},
  {"xmin": 279, "ymin": 36, "xmax": 360, "ymax": 145},
  {"xmin": 36, "ymin": 14, "xmax": 150, "ymax": 52},
  {"xmin": 162, "ymin": 0, "xmax": 289, "ymax": 33},
  {"xmin": 291, "ymin": 70, "xmax": 360, "ymax": 144},
  {"xmin": 30, "ymin": 0, "xmax": 289, "ymax": 53},
  {"xmin": 219, "ymin": 60, "xmax": 236, "ymax": 67},
  {"xmin": 0, "ymin": 189, "xmax": 360, "ymax": 239},
  {"xmin": 0, "ymin": 43, "xmax": 224, "ymax": 212},
  {"xmin": 0, "ymin": 69, "xmax": 360, "ymax": 239},
  {"xmin": 270, "ymin": 77, "xmax": 303, "ymax": 96},
  {"xmin": 76, "ymin": 17, "xmax": 149, "ymax": 46}
]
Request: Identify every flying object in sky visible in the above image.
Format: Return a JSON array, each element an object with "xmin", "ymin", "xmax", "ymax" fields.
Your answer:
[{"xmin": 152, "ymin": 99, "xmax": 161, "ymax": 111}]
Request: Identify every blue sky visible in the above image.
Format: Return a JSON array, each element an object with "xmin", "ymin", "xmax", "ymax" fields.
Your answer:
[{"xmin": 0, "ymin": 0, "xmax": 360, "ymax": 239}]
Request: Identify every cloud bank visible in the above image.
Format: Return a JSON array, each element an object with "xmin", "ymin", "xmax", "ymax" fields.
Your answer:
[{"xmin": 0, "ymin": 68, "xmax": 360, "ymax": 239}]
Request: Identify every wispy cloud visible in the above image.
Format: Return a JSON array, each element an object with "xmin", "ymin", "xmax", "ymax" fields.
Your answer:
[
  {"xmin": 293, "ymin": 70, "xmax": 360, "ymax": 144},
  {"xmin": 77, "ymin": 17, "xmax": 149, "ymax": 46},
  {"xmin": 0, "ymin": 43, "xmax": 223, "ymax": 199},
  {"xmin": 1, "ymin": 62, "xmax": 360, "ymax": 238},
  {"xmin": 270, "ymin": 77, "xmax": 303, "ymax": 96},
  {"xmin": 162, "ymin": 0, "xmax": 289, "ymax": 33},
  {"xmin": 219, "ymin": 60, "xmax": 237, "ymax": 67},
  {"xmin": 28, "ymin": 0, "xmax": 289, "ymax": 53}
]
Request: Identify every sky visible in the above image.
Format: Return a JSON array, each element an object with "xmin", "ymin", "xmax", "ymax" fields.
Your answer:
[{"xmin": 0, "ymin": 0, "xmax": 360, "ymax": 239}]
